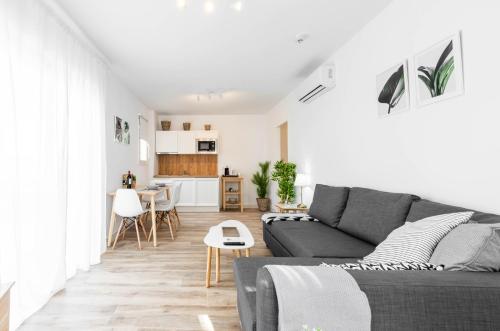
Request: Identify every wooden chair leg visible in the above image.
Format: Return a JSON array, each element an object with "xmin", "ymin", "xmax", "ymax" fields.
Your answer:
[
  {"xmin": 167, "ymin": 214, "xmax": 175, "ymax": 240},
  {"xmin": 139, "ymin": 216, "xmax": 148, "ymax": 240},
  {"xmin": 113, "ymin": 220, "xmax": 125, "ymax": 250},
  {"xmin": 148, "ymin": 213, "xmax": 162, "ymax": 242},
  {"xmin": 122, "ymin": 218, "xmax": 128, "ymax": 239},
  {"xmin": 158, "ymin": 212, "xmax": 163, "ymax": 229},
  {"xmin": 174, "ymin": 207, "xmax": 180, "ymax": 226},
  {"xmin": 169, "ymin": 211, "xmax": 177, "ymax": 232},
  {"xmin": 134, "ymin": 219, "xmax": 142, "ymax": 250}
]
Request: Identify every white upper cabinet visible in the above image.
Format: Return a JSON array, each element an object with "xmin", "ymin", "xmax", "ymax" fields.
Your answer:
[
  {"xmin": 178, "ymin": 131, "xmax": 197, "ymax": 154},
  {"xmin": 156, "ymin": 131, "xmax": 178, "ymax": 153},
  {"xmin": 156, "ymin": 130, "xmax": 219, "ymax": 154},
  {"xmin": 196, "ymin": 130, "xmax": 218, "ymax": 139}
]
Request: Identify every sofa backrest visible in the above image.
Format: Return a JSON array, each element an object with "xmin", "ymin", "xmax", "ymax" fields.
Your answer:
[
  {"xmin": 337, "ymin": 187, "xmax": 420, "ymax": 245},
  {"xmin": 308, "ymin": 184, "xmax": 350, "ymax": 228},
  {"xmin": 406, "ymin": 199, "xmax": 500, "ymax": 224}
]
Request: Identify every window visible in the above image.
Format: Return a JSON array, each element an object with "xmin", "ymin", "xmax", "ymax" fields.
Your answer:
[
  {"xmin": 140, "ymin": 138, "xmax": 150, "ymax": 162},
  {"xmin": 138, "ymin": 114, "xmax": 149, "ymax": 163}
]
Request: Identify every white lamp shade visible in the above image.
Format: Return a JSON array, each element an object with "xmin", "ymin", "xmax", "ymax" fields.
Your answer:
[{"xmin": 294, "ymin": 173, "xmax": 311, "ymax": 187}]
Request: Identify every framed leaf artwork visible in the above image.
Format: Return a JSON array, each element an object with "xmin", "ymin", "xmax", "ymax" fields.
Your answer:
[
  {"xmin": 414, "ymin": 32, "xmax": 464, "ymax": 107},
  {"xmin": 376, "ymin": 61, "xmax": 410, "ymax": 117}
]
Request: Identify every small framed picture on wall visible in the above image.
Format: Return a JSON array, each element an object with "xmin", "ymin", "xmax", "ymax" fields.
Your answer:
[
  {"xmin": 414, "ymin": 32, "xmax": 464, "ymax": 107},
  {"xmin": 376, "ymin": 61, "xmax": 410, "ymax": 117}
]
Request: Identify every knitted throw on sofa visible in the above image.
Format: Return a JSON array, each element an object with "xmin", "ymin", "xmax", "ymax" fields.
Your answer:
[
  {"xmin": 261, "ymin": 213, "xmax": 318, "ymax": 224},
  {"xmin": 264, "ymin": 265, "xmax": 371, "ymax": 331}
]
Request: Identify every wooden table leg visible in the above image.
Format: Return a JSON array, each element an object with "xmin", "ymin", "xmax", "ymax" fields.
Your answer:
[
  {"xmin": 236, "ymin": 250, "xmax": 241, "ymax": 257},
  {"xmin": 107, "ymin": 196, "xmax": 116, "ymax": 247},
  {"xmin": 205, "ymin": 246, "xmax": 212, "ymax": 288},
  {"xmin": 245, "ymin": 248, "xmax": 250, "ymax": 257},
  {"xmin": 216, "ymin": 248, "xmax": 220, "ymax": 283},
  {"xmin": 151, "ymin": 199, "xmax": 158, "ymax": 247}
]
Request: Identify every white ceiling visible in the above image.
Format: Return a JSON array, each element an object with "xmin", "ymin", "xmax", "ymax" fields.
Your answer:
[{"xmin": 56, "ymin": 0, "xmax": 392, "ymax": 114}]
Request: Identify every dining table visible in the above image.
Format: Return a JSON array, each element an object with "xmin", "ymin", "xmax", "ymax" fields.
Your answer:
[{"xmin": 107, "ymin": 185, "xmax": 172, "ymax": 248}]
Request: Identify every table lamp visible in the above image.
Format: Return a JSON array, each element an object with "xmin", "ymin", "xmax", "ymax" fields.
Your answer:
[{"xmin": 294, "ymin": 173, "xmax": 310, "ymax": 208}]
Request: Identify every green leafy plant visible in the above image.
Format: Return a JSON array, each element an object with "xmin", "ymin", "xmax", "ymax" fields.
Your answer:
[
  {"xmin": 418, "ymin": 40, "xmax": 455, "ymax": 97},
  {"xmin": 271, "ymin": 160, "xmax": 296, "ymax": 203},
  {"xmin": 378, "ymin": 64, "xmax": 405, "ymax": 114},
  {"xmin": 251, "ymin": 161, "xmax": 270, "ymax": 199}
]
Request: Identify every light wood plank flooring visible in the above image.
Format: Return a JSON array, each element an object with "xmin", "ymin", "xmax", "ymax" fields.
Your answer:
[{"xmin": 20, "ymin": 210, "xmax": 271, "ymax": 331}]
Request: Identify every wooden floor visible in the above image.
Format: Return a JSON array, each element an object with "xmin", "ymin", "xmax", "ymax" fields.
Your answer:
[{"xmin": 19, "ymin": 210, "xmax": 271, "ymax": 331}]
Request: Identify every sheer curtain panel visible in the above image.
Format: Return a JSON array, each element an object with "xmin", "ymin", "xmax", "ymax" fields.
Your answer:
[{"xmin": 0, "ymin": 0, "xmax": 106, "ymax": 328}]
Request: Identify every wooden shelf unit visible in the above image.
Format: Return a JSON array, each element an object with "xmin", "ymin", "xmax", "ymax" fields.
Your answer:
[{"xmin": 220, "ymin": 176, "xmax": 244, "ymax": 212}]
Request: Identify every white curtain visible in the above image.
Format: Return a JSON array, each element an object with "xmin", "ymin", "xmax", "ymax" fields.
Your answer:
[{"xmin": 0, "ymin": 0, "xmax": 106, "ymax": 328}]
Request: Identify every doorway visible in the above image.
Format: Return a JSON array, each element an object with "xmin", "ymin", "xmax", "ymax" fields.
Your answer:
[{"xmin": 279, "ymin": 122, "xmax": 288, "ymax": 162}]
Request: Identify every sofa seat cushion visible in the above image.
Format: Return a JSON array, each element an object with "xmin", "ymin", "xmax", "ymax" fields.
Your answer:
[
  {"xmin": 406, "ymin": 199, "xmax": 500, "ymax": 224},
  {"xmin": 308, "ymin": 184, "xmax": 350, "ymax": 227},
  {"xmin": 338, "ymin": 187, "xmax": 419, "ymax": 245},
  {"xmin": 268, "ymin": 221, "xmax": 375, "ymax": 258}
]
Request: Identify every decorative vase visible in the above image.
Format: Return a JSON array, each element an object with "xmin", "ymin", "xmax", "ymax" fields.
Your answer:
[
  {"xmin": 183, "ymin": 122, "xmax": 191, "ymax": 131},
  {"xmin": 256, "ymin": 198, "xmax": 270, "ymax": 212},
  {"xmin": 161, "ymin": 120, "xmax": 171, "ymax": 131},
  {"xmin": 204, "ymin": 124, "xmax": 211, "ymax": 131}
]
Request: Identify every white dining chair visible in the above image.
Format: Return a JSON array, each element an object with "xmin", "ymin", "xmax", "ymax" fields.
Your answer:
[
  {"xmin": 112, "ymin": 189, "xmax": 148, "ymax": 250},
  {"xmin": 171, "ymin": 182, "xmax": 182, "ymax": 227},
  {"xmin": 148, "ymin": 182, "xmax": 182, "ymax": 241}
]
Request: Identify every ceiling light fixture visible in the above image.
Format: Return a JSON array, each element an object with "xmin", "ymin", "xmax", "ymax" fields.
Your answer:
[
  {"xmin": 204, "ymin": 1, "xmax": 215, "ymax": 14},
  {"xmin": 194, "ymin": 90, "xmax": 227, "ymax": 102},
  {"xmin": 177, "ymin": 0, "xmax": 187, "ymax": 10}
]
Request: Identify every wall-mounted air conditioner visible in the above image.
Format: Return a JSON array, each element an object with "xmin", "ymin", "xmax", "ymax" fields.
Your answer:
[{"xmin": 296, "ymin": 64, "xmax": 336, "ymax": 104}]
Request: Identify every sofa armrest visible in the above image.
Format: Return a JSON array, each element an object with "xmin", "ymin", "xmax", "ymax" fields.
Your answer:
[
  {"xmin": 256, "ymin": 268, "xmax": 500, "ymax": 331},
  {"xmin": 256, "ymin": 267, "xmax": 279, "ymax": 331}
]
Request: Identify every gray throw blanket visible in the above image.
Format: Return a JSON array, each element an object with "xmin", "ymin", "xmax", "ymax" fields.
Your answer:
[{"xmin": 264, "ymin": 265, "xmax": 371, "ymax": 331}]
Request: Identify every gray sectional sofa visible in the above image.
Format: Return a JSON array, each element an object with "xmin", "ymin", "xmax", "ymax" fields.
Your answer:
[{"xmin": 233, "ymin": 185, "xmax": 500, "ymax": 331}]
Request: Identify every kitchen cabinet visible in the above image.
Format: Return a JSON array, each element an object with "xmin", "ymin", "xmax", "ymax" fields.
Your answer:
[
  {"xmin": 155, "ymin": 130, "xmax": 219, "ymax": 155},
  {"xmin": 196, "ymin": 178, "xmax": 220, "ymax": 206},
  {"xmin": 196, "ymin": 130, "xmax": 218, "ymax": 139},
  {"xmin": 156, "ymin": 131, "xmax": 178, "ymax": 154},
  {"xmin": 177, "ymin": 131, "xmax": 197, "ymax": 154},
  {"xmin": 151, "ymin": 177, "xmax": 219, "ymax": 212},
  {"xmin": 176, "ymin": 178, "xmax": 196, "ymax": 206}
]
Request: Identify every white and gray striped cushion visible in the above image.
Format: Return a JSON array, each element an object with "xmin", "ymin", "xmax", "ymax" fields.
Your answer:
[{"xmin": 362, "ymin": 212, "xmax": 473, "ymax": 264}]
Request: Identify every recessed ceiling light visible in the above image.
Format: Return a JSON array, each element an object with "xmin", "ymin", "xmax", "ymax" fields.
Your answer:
[
  {"xmin": 177, "ymin": 0, "xmax": 187, "ymax": 10},
  {"xmin": 204, "ymin": 1, "xmax": 215, "ymax": 14},
  {"xmin": 233, "ymin": 1, "xmax": 243, "ymax": 12}
]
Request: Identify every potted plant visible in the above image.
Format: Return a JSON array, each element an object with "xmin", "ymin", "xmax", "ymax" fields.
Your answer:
[
  {"xmin": 251, "ymin": 161, "xmax": 270, "ymax": 212},
  {"xmin": 271, "ymin": 160, "xmax": 296, "ymax": 204}
]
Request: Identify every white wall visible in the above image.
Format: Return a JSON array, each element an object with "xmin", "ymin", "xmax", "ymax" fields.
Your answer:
[
  {"xmin": 105, "ymin": 72, "xmax": 154, "ymax": 246},
  {"xmin": 156, "ymin": 114, "xmax": 270, "ymax": 207},
  {"xmin": 269, "ymin": 0, "xmax": 500, "ymax": 214}
]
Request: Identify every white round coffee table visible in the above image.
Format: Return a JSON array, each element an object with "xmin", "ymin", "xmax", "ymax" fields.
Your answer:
[{"xmin": 203, "ymin": 220, "xmax": 255, "ymax": 288}]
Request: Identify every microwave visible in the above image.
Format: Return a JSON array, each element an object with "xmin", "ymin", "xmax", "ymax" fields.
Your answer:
[{"xmin": 196, "ymin": 139, "xmax": 217, "ymax": 154}]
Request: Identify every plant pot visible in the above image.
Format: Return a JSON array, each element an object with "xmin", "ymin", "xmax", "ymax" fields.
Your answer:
[
  {"xmin": 204, "ymin": 124, "xmax": 211, "ymax": 131},
  {"xmin": 161, "ymin": 120, "xmax": 171, "ymax": 131},
  {"xmin": 183, "ymin": 122, "xmax": 191, "ymax": 131},
  {"xmin": 256, "ymin": 198, "xmax": 270, "ymax": 212}
]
